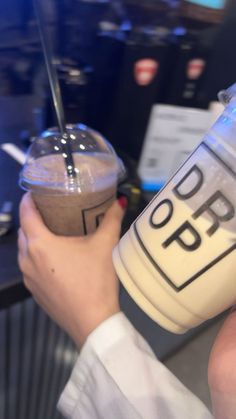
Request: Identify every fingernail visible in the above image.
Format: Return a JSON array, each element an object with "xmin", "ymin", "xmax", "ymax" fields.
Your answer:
[{"xmin": 118, "ymin": 196, "xmax": 128, "ymax": 210}]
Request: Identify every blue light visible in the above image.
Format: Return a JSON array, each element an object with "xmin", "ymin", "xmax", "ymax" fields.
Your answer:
[
  {"xmin": 173, "ymin": 26, "xmax": 187, "ymax": 36},
  {"xmin": 141, "ymin": 181, "xmax": 165, "ymax": 192},
  {"xmin": 186, "ymin": 0, "xmax": 225, "ymax": 9}
]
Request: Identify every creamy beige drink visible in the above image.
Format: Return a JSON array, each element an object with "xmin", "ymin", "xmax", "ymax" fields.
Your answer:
[
  {"xmin": 20, "ymin": 125, "xmax": 124, "ymax": 236},
  {"xmin": 113, "ymin": 106, "xmax": 236, "ymax": 333},
  {"xmin": 114, "ymin": 195, "xmax": 236, "ymax": 333}
]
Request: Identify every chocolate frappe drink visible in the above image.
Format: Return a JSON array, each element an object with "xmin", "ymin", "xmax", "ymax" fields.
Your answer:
[{"xmin": 20, "ymin": 125, "xmax": 124, "ymax": 236}]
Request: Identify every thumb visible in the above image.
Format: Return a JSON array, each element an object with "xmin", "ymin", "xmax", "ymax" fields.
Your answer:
[{"xmin": 97, "ymin": 197, "xmax": 127, "ymax": 246}]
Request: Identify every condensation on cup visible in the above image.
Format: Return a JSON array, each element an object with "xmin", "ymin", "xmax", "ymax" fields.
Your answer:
[{"xmin": 113, "ymin": 84, "xmax": 236, "ymax": 333}]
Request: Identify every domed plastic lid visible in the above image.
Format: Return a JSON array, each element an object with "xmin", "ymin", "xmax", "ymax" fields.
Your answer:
[{"xmin": 19, "ymin": 124, "xmax": 125, "ymax": 194}]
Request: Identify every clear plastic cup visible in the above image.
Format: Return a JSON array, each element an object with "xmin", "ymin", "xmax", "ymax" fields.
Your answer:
[{"xmin": 20, "ymin": 124, "xmax": 125, "ymax": 236}]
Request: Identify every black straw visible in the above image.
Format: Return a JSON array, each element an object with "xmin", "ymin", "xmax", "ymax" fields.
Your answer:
[{"xmin": 33, "ymin": 0, "xmax": 76, "ymax": 178}]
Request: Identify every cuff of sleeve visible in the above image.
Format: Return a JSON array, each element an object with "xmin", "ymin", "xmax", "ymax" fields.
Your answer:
[{"xmin": 57, "ymin": 312, "xmax": 136, "ymax": 417}]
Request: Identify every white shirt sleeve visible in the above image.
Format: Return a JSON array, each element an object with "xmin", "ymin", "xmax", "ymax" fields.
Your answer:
[{"xmin": 57, "ymin": 312, "xmax": 213, "ymax": 419}]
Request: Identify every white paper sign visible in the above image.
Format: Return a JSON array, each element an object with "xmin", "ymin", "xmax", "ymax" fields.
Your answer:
[{"xmin": 138, "ymin": 104, "xmax": 212, "ymax": 190}]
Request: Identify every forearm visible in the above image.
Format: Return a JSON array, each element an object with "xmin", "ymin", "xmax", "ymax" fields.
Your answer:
[
  {"xmin": 58, "ymin": 312, "xmax": 212, "ymax": 419},
  {"xmin": 211, "ymin": 390, "xmax": 236, "ymax": 419}
]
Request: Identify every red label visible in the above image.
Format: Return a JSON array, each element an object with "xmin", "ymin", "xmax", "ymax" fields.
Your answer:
[
  {"xmin": 134, "ymin": 59, "xmax": 159, "ymax": 86},
  {"xmin": 186, "ymin": 59, "xmax": 206, "ymax": 80}
]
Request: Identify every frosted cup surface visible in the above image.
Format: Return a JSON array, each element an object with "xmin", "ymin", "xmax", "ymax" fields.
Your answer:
[
  {"xmin": 113, "ymin": 96, "xmax": 236, "ymax": 333},
  {"xmin": 19, "ymin": 125, "xmax": 124, "ymax": 236}
]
